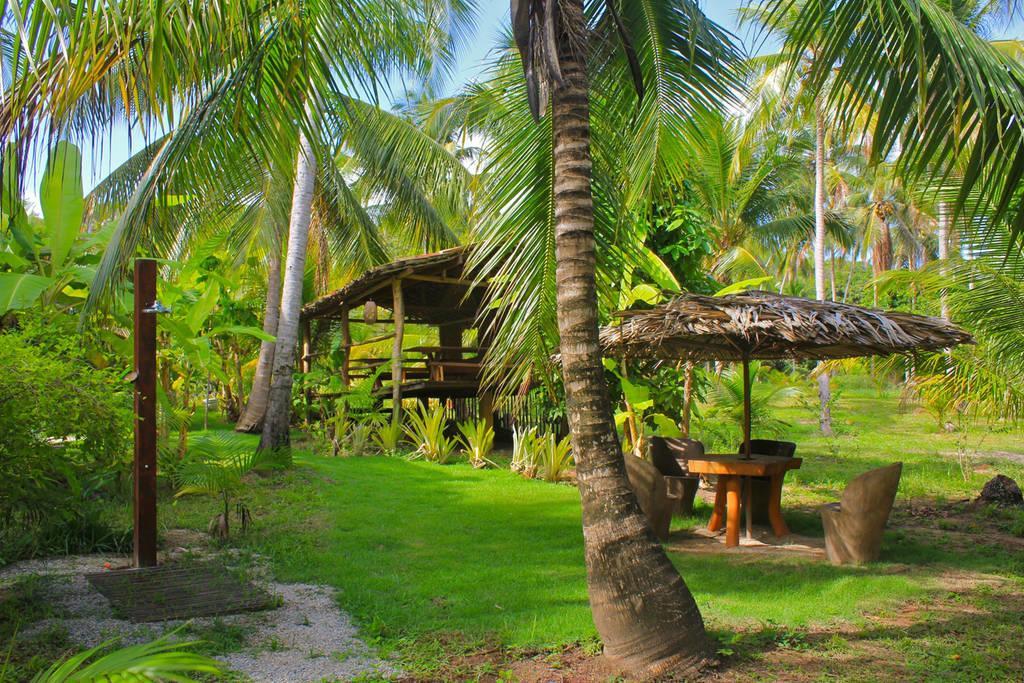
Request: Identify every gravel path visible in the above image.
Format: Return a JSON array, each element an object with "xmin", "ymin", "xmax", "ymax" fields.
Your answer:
[{"xmin": 0, "ymin": 554, "xmax": 399, "ymax": 682}]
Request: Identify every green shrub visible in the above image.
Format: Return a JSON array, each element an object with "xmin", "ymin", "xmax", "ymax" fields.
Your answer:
[
  {"xmin": 0, "ymin": 331, "xmax": 132, "ymax": 564},
  {"xmin": 173, "ymin": 432, "xmax": 288, "ymax": 538}
]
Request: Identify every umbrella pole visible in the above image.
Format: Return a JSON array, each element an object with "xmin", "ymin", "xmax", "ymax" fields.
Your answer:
[{"xmin": 742, "ymin": 355, "xmax": 752, "ymax": 459}]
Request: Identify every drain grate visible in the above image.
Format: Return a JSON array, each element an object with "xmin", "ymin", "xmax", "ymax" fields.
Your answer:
[{"xmin": 86, "ymin": 562, "xmax": 277, "ymax": 623}]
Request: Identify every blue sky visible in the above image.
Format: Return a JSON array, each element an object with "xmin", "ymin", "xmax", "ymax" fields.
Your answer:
[{"xmin": 34, "ymin": 1, "xmax": 1024, "ymax": 196}]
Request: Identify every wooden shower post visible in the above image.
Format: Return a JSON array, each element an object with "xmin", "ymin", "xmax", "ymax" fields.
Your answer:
[{"xmin": 133, "ymin": 259, "xmax": 158, "ymax": 568}]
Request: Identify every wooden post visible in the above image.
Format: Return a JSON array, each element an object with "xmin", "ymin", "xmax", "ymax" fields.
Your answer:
[
  {"xmin": 301, "ymin": 320, "xmax": 312, "ymax": 412},
  {"xmin": 479, "ymin": 390, "xmax": 495, "ymax": 431},
  {"xmin": 340, "ymin": 307, "xmax": 351, "ymax": 387},
  {"xmin": 133, "ymin": 259, "xmax": 158, "ymax": 568},
  {"xmin": 438, "ymin": 323, "xmax": 463, "ymax": 360},
  {"xmin": 742, "ymin": 355, "xmax": 752, "ymax": 459},
  {"xmin": 301, "ymin": 321, "xmax": 312, "ymax": 374},
  {"xmin": 391, "ymin": 279, "xmax": 405, "ymax": 426},
  {"xmin": 681, "ymin": 361, "xmax": 693, "ymax": 438}
]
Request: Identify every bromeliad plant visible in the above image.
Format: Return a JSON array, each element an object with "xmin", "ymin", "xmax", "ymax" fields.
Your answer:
[
  {"xmin": 404, "ymin": 403, "xmax": 458, "ymax": 464},
  {"xmin": 537, "ymin": 433, "xmax": 574, "ymax": 483},
  {"xmin": 372, "ymin": 417, "xmax": 405, "ymax": 455},
  {"xmin": 510, "ymin": 426, "xmax": 574, "ymax": 483},
  {"xmin": 511, "ymin": 426, "xmax": 539, "ymax": 478},
  {"xmin": 457, "ymin": 419, "xmax": 496, "ymax": 469}
]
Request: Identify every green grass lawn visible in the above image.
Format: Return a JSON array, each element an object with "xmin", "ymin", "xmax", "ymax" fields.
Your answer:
[{"xmin": 156, "ymin": 377, "xmax": 1024, "ymax": 679}]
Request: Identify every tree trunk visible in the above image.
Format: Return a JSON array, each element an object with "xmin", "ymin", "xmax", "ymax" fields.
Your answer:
[
  {"xmin": 236, "ymin": 245, "xmax": 282, "ymax": 433},
  {"xmin": 937, "ymin": 201, "xmax": 951, "ymax": 321},
  {"xmin": 550, "ymin": 3, "xmax": 710, "ymax": 677},
  {"xmin": 814, "ymin": 103, "xmax": 833, "ymax": 436},
  {"xmin": 261, "ymin": 130, "xmax": 316, "ymax": 451}
]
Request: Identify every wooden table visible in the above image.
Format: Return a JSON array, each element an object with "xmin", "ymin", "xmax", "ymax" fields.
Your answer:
[{"xmin": 680, "ymin": 454, "xmax": 802, "ymax": 547}]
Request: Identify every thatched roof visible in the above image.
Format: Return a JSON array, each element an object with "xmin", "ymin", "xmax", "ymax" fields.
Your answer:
[
  {"xmin": 600, "ymin": 291, "xmax": 973, "ymax": 362},
  {"xmin": 301, "ymin": 245, "xmax": 482, "ymax": 324}
]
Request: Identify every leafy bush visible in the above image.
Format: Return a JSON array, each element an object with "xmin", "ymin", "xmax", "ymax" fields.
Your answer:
[
  {"xmin": 457, "ymin": 419, "xmax": 495, "ymax": 468},
  {"xmin": 0, "ymin": 331, "xmax": 132, "ymax": 564},
  {"xmin": 404, "ymin": 404, "xmax": 457, "ymax": 464}
]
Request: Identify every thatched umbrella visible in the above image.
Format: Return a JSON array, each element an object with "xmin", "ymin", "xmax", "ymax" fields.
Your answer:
[{"xmin": 601, "ymin": 291, "xmax": 973, "ymax": 457}]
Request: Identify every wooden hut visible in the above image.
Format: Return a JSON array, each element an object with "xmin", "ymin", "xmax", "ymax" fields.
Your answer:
[{"xmin": 300, "ymin": 246, "xmax": 499, "ymax": 426}]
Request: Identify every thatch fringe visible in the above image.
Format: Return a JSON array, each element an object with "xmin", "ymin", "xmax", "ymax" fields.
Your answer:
[{"xmin": 601, "ymin": 291, "xmax": 973, "ymax": 362}]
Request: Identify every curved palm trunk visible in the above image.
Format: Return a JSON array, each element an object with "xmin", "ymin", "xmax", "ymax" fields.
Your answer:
[
  {"xmin": 551, "ymin": 2, "xmax": 710, "ymax": 677},
  {"xmin": 261, "ymin": 131, "xmax": 315, "ymax": 451},
  {"xmin": 236, "ymin": 246, "xmax": 282, "ymax": 433},
  {"xmin": 814, "ymin": 104, "xmax": 833, "ymax": 436},
  {"xmin": 937, "ymin": 201, "xmax": 950, "ymax": 321}
]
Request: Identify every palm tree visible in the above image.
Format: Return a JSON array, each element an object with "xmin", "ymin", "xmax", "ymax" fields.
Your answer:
[{"xmin": 494, "ymin": 0, "xmax": 745, "ymax": 676}]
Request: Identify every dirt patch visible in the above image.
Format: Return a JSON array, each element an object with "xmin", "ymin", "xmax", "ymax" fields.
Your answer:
[
  {"xmin": 891, "ymin": 500, "xmax": 1024, "ymax": 554},
  {"xmin": 711, "ymin": 573, "xmax": 1024, "ymax": 682},
  {"xmin": 395, "ymin": 642, "xmax": 623, "ymax": 683}
]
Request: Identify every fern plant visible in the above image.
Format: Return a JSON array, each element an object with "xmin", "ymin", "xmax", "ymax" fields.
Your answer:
[
  {"xmin": 404, "ymin": 403, "xmax": 457, "ymax": 464},
  {"xmin": 173, "ymin": 433, "xmax": 287, "ymax": 538},
  {"xmin": 457, "ymin": 419, "xmax": 495, "ymax": 468}
]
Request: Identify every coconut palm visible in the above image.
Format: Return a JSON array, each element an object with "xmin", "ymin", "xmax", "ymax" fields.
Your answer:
[
  {"xmin": 480, "ymin": 0, "xmax": 1024, "ymax": 676},
  {"xmin": 483, "ymin": 1, "xmax": 743, "ymax": 676}
]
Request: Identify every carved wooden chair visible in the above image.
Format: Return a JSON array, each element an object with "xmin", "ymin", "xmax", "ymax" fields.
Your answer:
[
  {"xmin": 623, "ymin": 454, "xmax": 681, "ymax": 541},
  {"xmin": 736, "ymin": 439, "xmax": 797, "ymax": 524},
  {"xmin": 649, "ymin": 437, "xmax": 702, "ymax": 516},
  {"xmin": 820, "ymin": 462, "xmax": 903, "ymax": 565}
]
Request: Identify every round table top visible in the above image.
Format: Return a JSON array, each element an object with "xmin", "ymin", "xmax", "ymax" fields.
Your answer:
[{"xmin": 679, "ymin": 454, "xmax": 803, "ymax": 477}]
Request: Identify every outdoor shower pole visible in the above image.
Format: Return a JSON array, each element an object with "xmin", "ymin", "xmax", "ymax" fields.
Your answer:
[{"xmin": 133, "ymin": 259, "xmax": 158, "ymax": 568}]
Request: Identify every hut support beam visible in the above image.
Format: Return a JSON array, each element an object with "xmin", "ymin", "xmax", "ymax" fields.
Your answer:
[
  {"xmin": 391, "ymin": 279, "xmax": 405, "ymax": 427},
  {"xmin": 340, "ymin": 307, "xmax": 351, "ymax": 388},
  {"xmin": 742, "ymin": 356, "xmax": 752, "ymax": 459}
]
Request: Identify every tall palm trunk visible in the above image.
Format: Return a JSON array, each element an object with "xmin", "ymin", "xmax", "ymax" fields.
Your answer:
[
  {"xmin": 814, "ymin": 103, "xmax": 833, "ymax": 435},
  {"xmin": 551, "ymin": 2, "xmax": 709, "ymax": 677},
  {"xmin": 261, "ymin": 130, "xmax": 316, "ymax": 450},
  {"xmin": 236, "ymin": 246, "xmax": 282, "ymax": 433},
  {"xmin": 937, "ymin": 201, "xmax": 950, "ymax": 320}
]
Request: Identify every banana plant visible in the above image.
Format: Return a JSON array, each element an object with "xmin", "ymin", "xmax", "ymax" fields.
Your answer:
[{"xmin": 0, "ymin": 141, "xmax": 107, "ymax": 314}]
